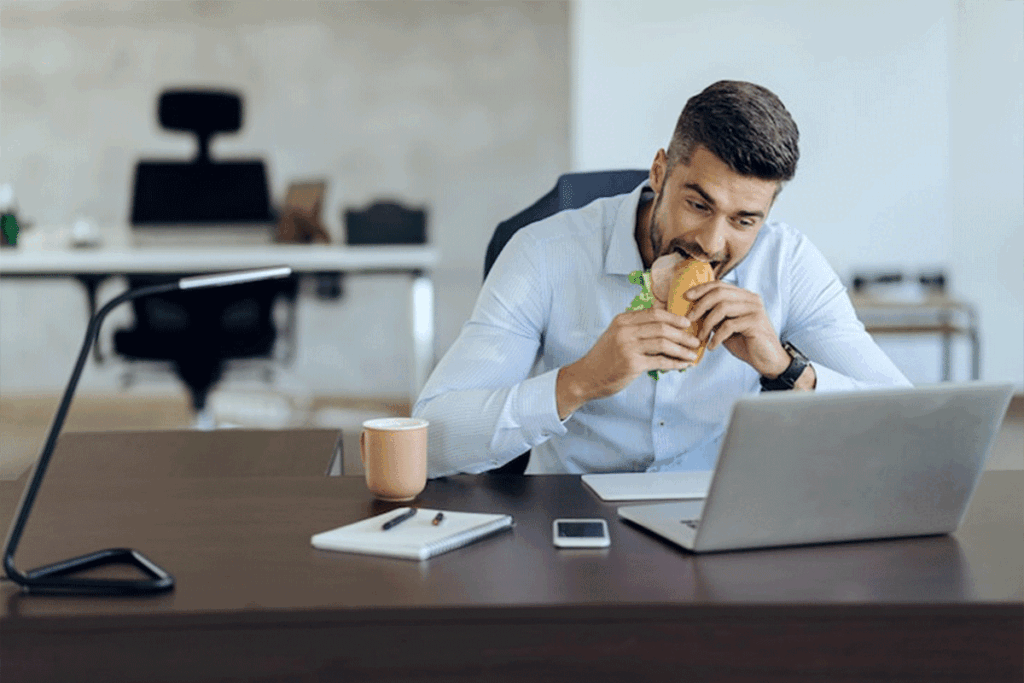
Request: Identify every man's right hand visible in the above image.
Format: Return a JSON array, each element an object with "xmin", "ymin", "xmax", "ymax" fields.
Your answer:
[{"xmin": 556, "ymin": 307, "xmax": 702, "ymax": 419}]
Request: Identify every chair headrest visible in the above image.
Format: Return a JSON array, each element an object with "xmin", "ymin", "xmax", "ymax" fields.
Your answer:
[
  {"xmin": 159, "ymin": 90, "xmax": 242, "ymax": 135},
  {"xmin": 556, "ymin": 170, "xmax": 649, "ymax": 211}
]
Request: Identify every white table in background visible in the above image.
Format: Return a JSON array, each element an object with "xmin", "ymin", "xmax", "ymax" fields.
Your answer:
[{"xmin": 0, "ymin": 225, "xmax": 440, "ymax": 403}]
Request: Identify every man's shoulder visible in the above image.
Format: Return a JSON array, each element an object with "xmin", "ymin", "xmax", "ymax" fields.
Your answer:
[
  {"xmin": 758, "ymin": 219, "xmax": 804, "ymax": 244},
  {"xmin": 741, "ymin": 220, "xmax": 825, "ymax": 286},
  {"xmin": 511, "ymin": 192, "xmax": 625, "ymax": 252},
  {"xmin": 749, "ymin": 219, "xmax": 814, "ymax": 261}
]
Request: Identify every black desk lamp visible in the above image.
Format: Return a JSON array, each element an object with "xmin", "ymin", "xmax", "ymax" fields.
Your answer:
[{"xmin": 2, "ymin": 266, "xmax": 292, "ymax": 595}]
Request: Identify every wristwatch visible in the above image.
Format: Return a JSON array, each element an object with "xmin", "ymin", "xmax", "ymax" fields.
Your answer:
[{"xmin": 759, "ymin": 341, "xmax": 810, "ymax": 391}]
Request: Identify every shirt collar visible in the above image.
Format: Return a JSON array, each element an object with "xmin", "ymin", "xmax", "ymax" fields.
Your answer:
[
  {"xmin": 605, "ymin": 180, "xmax": 650, "ymax": 276},
  {"xmin": 605, "ymin": 179, "xmax": 739, "ymax": 285}
]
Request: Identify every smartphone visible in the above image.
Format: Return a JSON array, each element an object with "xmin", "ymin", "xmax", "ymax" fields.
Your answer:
[{"xmin": 552, "ymin": 518, "xmax": 611, "ymax": 548}]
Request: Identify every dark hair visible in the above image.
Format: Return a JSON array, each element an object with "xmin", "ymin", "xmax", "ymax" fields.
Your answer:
[{"xmin": 666, "ymin": 80, "xmax": 799, "ymax": 183}]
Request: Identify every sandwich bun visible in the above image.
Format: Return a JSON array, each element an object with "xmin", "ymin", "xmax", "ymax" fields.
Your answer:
[{"xmin": 666, "ymin": 259, "xmax": 715, "ymax": 364}]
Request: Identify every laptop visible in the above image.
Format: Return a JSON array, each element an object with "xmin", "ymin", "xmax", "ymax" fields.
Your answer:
[{"xmin": 617, "ymin": 381, "xmax": 1014, "ymax": 554}]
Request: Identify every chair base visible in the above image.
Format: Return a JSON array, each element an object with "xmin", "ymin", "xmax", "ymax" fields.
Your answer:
[{"xmin": 193, "ymin": 408, "xmax": 217, "ymax": 430}]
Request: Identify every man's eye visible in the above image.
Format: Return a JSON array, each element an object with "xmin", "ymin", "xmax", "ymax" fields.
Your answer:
[{"xmin": 687, "ymin": 200, "xmax": 709, "ymax": 212}]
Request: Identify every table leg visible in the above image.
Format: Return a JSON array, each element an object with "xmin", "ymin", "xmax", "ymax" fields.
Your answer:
[
  {"xmin": 410, "ymin": 272, "xmax": 435, "ymax": 404},
  {"xmin": 74, "ymin": 274, "xmax": 108, "ymax": 363},
  {"xmin": 941, "ymin": 309, "xmax": 952, "ymax": 381},
  {"xmin": 969, "ymin": 309, "xmax": 981, "ymax": 380}
]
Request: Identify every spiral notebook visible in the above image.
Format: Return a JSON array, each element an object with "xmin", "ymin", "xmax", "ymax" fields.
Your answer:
[{"xmin": 311, "ymin": 508, "xmax": 515, "ymax": 561}]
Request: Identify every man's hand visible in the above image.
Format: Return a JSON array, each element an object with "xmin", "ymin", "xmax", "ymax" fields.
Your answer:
[
  {"xmin": 557, "ymin": 307, "xmax": 701, "ymax": 418},
  {"xmin": 683, "ymin": 281, "xmax": 792, "ymax": 378}
]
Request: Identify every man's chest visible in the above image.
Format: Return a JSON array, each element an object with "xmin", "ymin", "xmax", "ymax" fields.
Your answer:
[{"xmin": 543, "ymin": 276, "xmax": 636, "ymax": 365}]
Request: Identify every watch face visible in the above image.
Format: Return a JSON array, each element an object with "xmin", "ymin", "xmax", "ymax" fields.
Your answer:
[{"xmin": 783, "ymin": 342, "xmax": 807, "ymax": 362}]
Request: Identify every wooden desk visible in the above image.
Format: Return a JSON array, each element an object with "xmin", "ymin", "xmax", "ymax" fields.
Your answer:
[
  {"xmin": 1, "ymin": 431, "xmax": 1020, "ymax": 682},
  {"xmin": 8, "ymin": 428, "xmax": 344, "ymax": 481},
  {"xmin": 0, "ymin": 234, "xmax": 439, "ymax": 400}
]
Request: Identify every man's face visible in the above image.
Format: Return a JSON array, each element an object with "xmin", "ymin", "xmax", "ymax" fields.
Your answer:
[{"xmin": 646, "ymin": 145, "xmax": 778, "ymax": 279}]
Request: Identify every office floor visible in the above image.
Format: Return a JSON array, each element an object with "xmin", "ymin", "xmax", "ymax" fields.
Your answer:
[{"xmin": 1, "ymin": 392, "xmax": 1021, "ymax": 481}]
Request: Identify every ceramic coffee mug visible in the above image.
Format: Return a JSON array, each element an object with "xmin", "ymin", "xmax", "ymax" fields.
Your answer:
[{"xmin": 359, "ymin": 417, "xmax": 428, "ymax": 502}]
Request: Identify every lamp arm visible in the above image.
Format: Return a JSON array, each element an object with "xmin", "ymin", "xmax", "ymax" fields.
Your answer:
[
  {"xmin": 2, "ymin": 282, "xmax": 176, "ymax": 586},
  {"xmin": 2, "ymin": 266, "xmax": 290, "ymax": 594}
]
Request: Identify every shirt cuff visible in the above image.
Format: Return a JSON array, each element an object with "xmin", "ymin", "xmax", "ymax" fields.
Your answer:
[{"xmin": 513, "ymin": 366, "xmax": 573, "ymax": 441}]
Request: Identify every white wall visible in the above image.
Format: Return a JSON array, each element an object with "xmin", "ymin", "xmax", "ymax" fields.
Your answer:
[
  {"xmin": 949, "ymin": 0, "xmax": 1024, "ymax": 392},
  {"xmin": 0, "ymin": 1, "xmax": 570, "ymax": 398},
  {"xmin": 572, "ymin": 0, "xmax": 1023, "ymax": 389}
]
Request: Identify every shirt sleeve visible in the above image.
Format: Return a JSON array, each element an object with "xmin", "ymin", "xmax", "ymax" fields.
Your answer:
[
  {"xmin": 412, "ymin": 229, "xmax": 571, "ymax": 477},
  {"xmin": 781, "ymin": 232, "xmax": 914, "ymax": 392}
]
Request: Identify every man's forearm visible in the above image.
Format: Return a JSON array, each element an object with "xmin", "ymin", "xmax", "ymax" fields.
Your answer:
[{"xmin": 556, "ymin": 364, "xmax": 589, "ymax": 420}]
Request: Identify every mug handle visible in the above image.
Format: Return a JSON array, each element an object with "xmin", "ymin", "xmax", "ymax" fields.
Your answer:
[{"xmin": 359, "ymin": 430, "xmax": 366, "ymax": 465}]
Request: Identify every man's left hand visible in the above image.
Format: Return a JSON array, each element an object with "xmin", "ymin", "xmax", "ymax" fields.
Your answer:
[{"xmin": 683, "ymin": 281, "xmax": 790, "ymax": 378}]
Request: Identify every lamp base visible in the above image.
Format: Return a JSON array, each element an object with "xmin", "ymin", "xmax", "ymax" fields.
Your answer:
[{"xmin": 20, "ymin": 547, "xmax": 174, "ymax": 595}]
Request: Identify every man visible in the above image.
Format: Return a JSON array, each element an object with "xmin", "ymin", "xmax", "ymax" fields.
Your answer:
[{"xmin": 414, "ymin": 80, "xmax": 911, "ymax": 477}]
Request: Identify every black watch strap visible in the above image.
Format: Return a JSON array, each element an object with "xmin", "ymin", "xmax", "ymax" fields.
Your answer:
[{"xmin": 760, "ymin": 342, "xmax": 809, "ymax": 391}]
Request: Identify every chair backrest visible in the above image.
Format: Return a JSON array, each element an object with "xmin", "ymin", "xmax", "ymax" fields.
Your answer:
[
  {"xmin": 130, "ymin": 89, "xmax": 272, "ymax": 224},
  {"xmin": 483, "ymin": 169, "xmax": 648, "ymax": 282},
  {"xmin": 482, "ymin": 169, "xmax": 648, "ymax": 475}
]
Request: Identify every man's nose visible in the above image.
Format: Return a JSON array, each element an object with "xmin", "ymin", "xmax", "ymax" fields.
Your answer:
[{"xmin": 692, "ymin": 217, "xmax": 728, "ymax": 260}]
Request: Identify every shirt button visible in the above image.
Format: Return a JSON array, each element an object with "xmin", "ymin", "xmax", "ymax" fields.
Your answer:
[{"xmin": 659, "ymin": 421, "xmax": 665, "ymax": 426}]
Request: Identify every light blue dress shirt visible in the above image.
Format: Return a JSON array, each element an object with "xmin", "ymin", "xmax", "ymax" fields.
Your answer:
[{"xmin": 414, "ymin": 181, "xmax": 912, "ymax": 476}]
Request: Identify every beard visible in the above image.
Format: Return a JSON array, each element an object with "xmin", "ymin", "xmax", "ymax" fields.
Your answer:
[
  {"xmin": 649, "ymin": 191, "xmax": 666, "ymax": 262},
  {"xmin": 647, "ymin": 191, "xmax": 737, "ymax": 279}
]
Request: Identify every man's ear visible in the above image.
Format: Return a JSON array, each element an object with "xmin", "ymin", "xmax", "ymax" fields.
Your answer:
[{"xmin": 650, "ymin": 149, "xmax": 668, "ymax": 194}]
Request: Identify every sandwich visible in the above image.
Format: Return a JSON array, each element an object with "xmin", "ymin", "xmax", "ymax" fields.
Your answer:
[
  {"xmin": 662, "ymin": 256, "xmax": 715, "ymax": 365},
  {"xmin": 630, "ymin": 251, "xmax": 715, "ymax": 376}
]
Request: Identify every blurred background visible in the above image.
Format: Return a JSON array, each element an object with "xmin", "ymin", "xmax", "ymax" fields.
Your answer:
[{"xmin": 1, "ymin": 0, "xmax": 1021, "ymax": 475}]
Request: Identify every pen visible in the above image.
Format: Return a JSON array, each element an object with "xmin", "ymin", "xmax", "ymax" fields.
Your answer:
[
  {"xmin": 382, "ymin": 507, "xmax": 417, "ymax": 531},
  {"xmin": 432, "ymin": 512, "xmax": 444, "ymax": 526}
]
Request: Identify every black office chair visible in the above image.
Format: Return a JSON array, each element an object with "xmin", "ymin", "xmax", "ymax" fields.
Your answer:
[
  {"xmin": 484, "ymin": 170, "xmax": 649, "ymax": 283},
  {"xmin": 116, "ymin": 89, "xmax": 298, "ymax": 421},
  {"xmin": 484, "ymin": 169, "xmax": 649, "ymax": 474}
]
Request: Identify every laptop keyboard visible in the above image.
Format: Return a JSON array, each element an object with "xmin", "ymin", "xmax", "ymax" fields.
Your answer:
[{"xmin": 681, "ymin": 519, "xmax": 700, "ymax": 529}]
